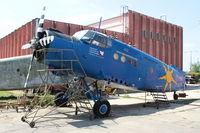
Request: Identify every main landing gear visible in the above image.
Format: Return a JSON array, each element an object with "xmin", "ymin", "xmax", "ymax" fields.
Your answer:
[
  {"xmin": 84, "ymin": 80, "xmax": 111, "ymax": 118},
  {"xmin": 93, "ymin": 99, "xmax": 111, "ymax": 118}
]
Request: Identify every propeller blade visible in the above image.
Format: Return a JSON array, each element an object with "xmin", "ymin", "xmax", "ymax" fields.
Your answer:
[
  {"xmin": 24, "ymin": 50, "xmax": 35, "ymax": 88},
  {"xmin": 21, "ymin": 43, "xmax": 32, "ymax": 49},
  {"xmin": 36, "ymin": 6, "xmax": 46, "ymax": 39}
]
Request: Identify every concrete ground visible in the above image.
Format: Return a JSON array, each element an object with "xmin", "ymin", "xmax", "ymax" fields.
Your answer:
[{"xmin": 0, "ymin": 85, "xmax": 200, "ymax": 133}]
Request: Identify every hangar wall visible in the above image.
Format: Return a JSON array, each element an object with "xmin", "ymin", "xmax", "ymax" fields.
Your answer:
[
  {"xmin": 128, "ymin": 10, "xmax": 183, "ymax": 70},
  {"xmin": 0, "ymin": 9, "xmax": 183, "ymax": 69}
]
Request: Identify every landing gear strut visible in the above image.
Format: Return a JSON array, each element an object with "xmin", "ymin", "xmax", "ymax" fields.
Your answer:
[{"xmin": 173, "ymin": 92, "xmax": 178, "ymax": 100}]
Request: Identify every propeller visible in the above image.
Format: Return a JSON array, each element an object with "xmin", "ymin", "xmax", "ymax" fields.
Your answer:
[
  {"xmin": 23, "ymin": 5, "xmax": 46, "ymax": 88},
  {"xmin": 21, "ymin": 6, "xmax": 46, "ymax": 50},
  {"xmin": 24, "ymin": 50, "xmax": 36, "ymax": 88}
]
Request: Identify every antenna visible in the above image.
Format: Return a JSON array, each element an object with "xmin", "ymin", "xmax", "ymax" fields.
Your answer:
[
  {"xmin": 160, "ymin": 14, "xmax": 167, "ymax": 21},
  {"xmin": 98, "ymin": 17, "xmax": 102, "ymax": 32},
  {"xmin": 120, "ymin": 5, "xmax": 128, "ymax": 34}
]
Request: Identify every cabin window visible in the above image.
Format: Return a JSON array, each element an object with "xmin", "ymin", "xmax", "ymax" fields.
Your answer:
[
  {"xmin": 121, "ymin": 56, "xmax": 126, "ymax": 63},
  {"xmin": 127, "ymin": 59, "xmax": 132, "ymax": 64},
  {"xmin": 134, "ymin": 61, "xmax": 138, "ymax": 67},
  {"xmin": 150, "ymin": 67, "xmax": 154, "ymax": 73},
  {"xmin": 113, "ymin": 53, "xmax": 119, "ymax": 60}
]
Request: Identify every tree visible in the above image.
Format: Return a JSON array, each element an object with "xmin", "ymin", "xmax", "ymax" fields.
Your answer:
[{"xmin": 191, "ymin": 61, "xmax": 200, "ymax": 73}]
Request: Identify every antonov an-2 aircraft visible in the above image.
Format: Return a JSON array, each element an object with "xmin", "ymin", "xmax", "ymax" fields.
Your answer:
[{"xmin": 0, "ymin": 6, "xmax": 185, "ymax": 119}]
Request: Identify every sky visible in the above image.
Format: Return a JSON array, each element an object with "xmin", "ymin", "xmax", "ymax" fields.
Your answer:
[{"xmin": 0, "ymin": 0, "xmax": 199, "ymax": 71}]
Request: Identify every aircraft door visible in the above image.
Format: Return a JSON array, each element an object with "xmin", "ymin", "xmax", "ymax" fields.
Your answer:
[{"xmin": 135, "ymin": 55, "xmax": 144, "ymax": 89}]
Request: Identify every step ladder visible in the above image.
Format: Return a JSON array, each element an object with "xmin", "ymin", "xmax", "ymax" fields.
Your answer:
[
  {"xmin": 150, "ymin": 91, "xmax": 170, "ymax": 109},
  {"xmin": 21, "ymin": 48, "xmax": 93, "ymax": 128},
  {"xmin": 144, "ymin": 87, "xmax": 170, "ymax": 109}
]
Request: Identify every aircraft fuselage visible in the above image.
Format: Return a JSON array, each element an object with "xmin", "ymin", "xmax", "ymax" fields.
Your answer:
[{"xmin": 41, "ymin": 30, "xmax": 185, "ymax": 92}]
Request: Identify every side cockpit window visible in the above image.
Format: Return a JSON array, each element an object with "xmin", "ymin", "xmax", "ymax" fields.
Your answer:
[
  {"xmin": 91, "ymin": 34, "xmax": 112, "ymax": 48},
  {"xmin": 81, "ymin": 31, "xmax": 95, "ymax": 44},
  {"xmin": 77, "ymin": 30, "xmax": 112, "ymax": 48}
]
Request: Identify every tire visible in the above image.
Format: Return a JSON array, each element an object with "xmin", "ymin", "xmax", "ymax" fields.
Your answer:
[
  {"xmin": 54, "ymin": 92, "xmax": 68, "ymax": 107},
  {"xmin": 173, "ymin": 93, "xmax": 178, "ymax": 100},
  {"xmin": 29, "ymin": 121, "xmax": 35, "ymax": 128},
  {"xmin": 21, "ymin": 116, "xmax": 26, "ymax": 122},
  {"xmin": 93, "ymin": 99, "xmax": 111, "ymax": 118}
]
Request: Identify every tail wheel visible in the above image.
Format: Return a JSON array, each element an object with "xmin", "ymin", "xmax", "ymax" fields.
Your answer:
[
  {"xmin": 173, "ymin": 93, "xmax": 178, "ymax": 100},
  {"xmin": 54, "ymin": 92, "xmax": 68, "ymax": 107},
  {"xmin": 93, "ymin": 99, "xmax": 111, "ymax": 118}
]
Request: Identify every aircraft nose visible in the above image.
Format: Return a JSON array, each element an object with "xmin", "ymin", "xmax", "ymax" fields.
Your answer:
[{"xmin": 39, "ymin": 36, "xmax": 54, "ymax": 48}]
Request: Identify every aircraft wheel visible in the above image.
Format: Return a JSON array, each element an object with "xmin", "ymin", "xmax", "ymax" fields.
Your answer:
[
  {"xmin": 173, "ymin": 93, "xmax": 178, "ymax": 100},
  {"xmin": 93, "ymin": 99, "xmax": 111, "ymax": 118},
  {"xmin": 21, "ymin": 116, "xmax": 26, "ymax": 122},
  {"xmin": 54, "ymin": 92, "xmax": 68, "ymax": 107},
  {"xmin": 29, "ymin": 121, "xmax": 35, "ymax": 128}
]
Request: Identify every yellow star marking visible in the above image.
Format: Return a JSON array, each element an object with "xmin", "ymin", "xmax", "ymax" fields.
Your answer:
[{"xmin": 160, "ymin": 65, "xmax": 176, "ymax": 91}]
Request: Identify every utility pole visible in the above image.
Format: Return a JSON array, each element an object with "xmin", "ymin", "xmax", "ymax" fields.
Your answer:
[{"xmin": 190, "ymin": 51, "xmax": 192, "ymax": 71}]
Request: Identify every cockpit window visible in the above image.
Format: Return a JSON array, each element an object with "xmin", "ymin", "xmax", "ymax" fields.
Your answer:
[
  {"xmin": 73, "ymin": 30, "xmax": 88, "ymax": 39},
  {"xmin": 73, "ymin": 30, "xmax": 112, "ymax": 48},
  {"xmin": 82, "ymin": 31, "xmax": 95, "ymax": 40},
  {"xmin": 91, "ymin": 34, "xmax": 112, "ymax": 48}
]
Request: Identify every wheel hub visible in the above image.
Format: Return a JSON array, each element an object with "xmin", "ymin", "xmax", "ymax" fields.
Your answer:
[{"xmin": 99, "ymin": 104, "xmax": 108, "ymax": 114}]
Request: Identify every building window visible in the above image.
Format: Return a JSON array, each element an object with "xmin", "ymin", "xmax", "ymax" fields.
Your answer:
[
  {"xmin": 142, "ymin": 30, "xmax": 146, "ymax": 38},
  {"xmin": 150, "ymin": 31, "xmax": 153, "ymax": 39},
  {"xmin": 168, "ymin": 36, "xmax": 171, "ymax": 43},
  {"xmin": 174, "ymin": 37, "xmax": 176, "ymax": 43},
  {"xmin": 156, "ymin": 32, "xmax": 160, "ymax": 40},
  {"xmin": 162, "ymin": 35, "xmax": 165, "ymax": 41}
]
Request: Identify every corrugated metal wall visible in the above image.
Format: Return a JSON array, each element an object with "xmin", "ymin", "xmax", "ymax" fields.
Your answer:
[
  {"xmin": 0, "ymin": 10, "xmax": 183, "ymax": 69},
  {"xmin": 0, "ymin": 20, "xmax": 35, "ymax": 58},
  {"xmin": 128, "ymin": 10, "xmax": 183, "ymax": 69}
]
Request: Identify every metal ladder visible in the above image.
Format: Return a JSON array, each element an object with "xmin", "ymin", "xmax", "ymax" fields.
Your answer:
[
  {"xmin": 150, "ymin": 91, "xmax": 170, "ymax": 109},
  {"xmin": 21, "ymin": 48, "xmax": 94, "ymax": 128},
  {"xmin": 144, "ymin": 87, "xmax": 170, "ymax": 109}
]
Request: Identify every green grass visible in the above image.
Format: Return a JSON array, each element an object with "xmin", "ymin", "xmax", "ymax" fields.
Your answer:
[
  {"xmin": 39, "ymin": 94, "xmax": 55, "ymax": 106},
  {"xmin": 0, "ymin": 91, "xmax": 55, "ymax": 106},
  {"xmin": 0, "ymin": 91, "xmax": 24, "ymax": 101},
  {"xmin": 0, "ymin": 91, "xmax": 15, "ymax": 97}
]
